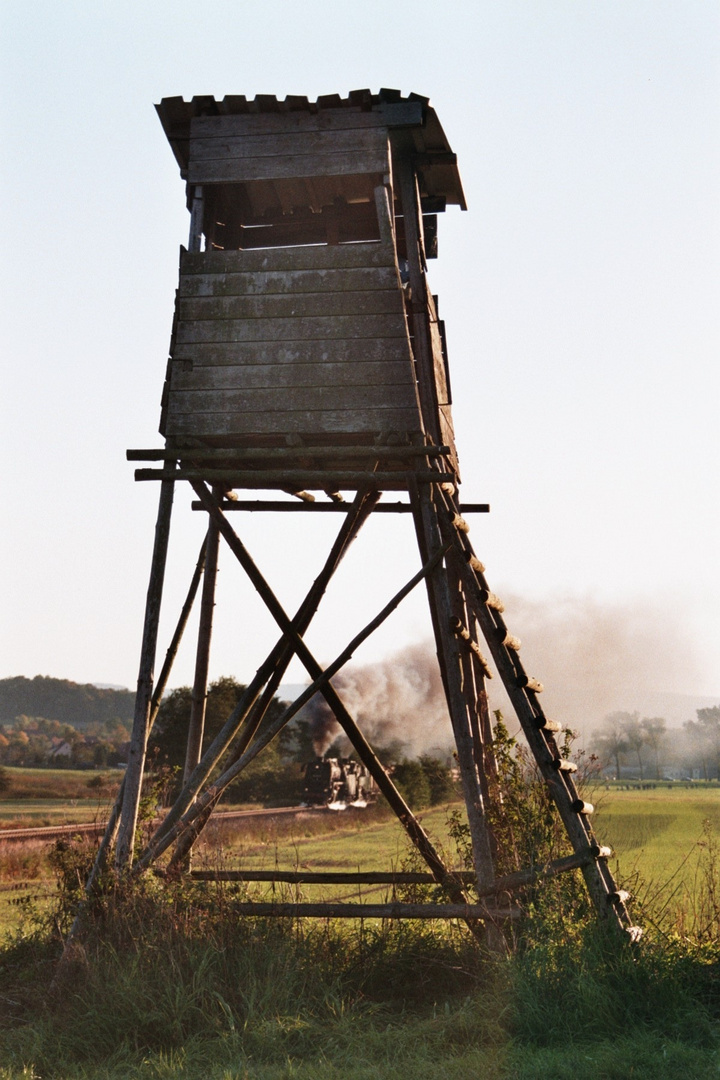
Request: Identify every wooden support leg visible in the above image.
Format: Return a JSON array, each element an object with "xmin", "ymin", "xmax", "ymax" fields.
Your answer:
[
  {"xmin": 183, "ymin": 506, "xmax": 221, "ymax": 785},
  {"xmin": 115, "ymin": 473, "xmax": 176, "ymax": 871},
  {"xmin": 76, "ymin": 533, "xmax": 208, "ymax": 906},
  {"xmin": 409, "ymin": 480, "xmax": 497, "ymax": 896}
]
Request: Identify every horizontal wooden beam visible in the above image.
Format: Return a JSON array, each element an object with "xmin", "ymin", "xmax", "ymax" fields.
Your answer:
[
  {"xmin": 201, "ymin": 901, "xmax": 519, "ymax": 920},
  {"xmin": 180, "ymin": 244, "xmax": 396, "ymax": 274},
  {"xmin": 135, "ymin": 468, "xmax": 449, "ymax": 488},
  {"xmin": 168, "ymin": 849, "xmax": 607, "ymax": 892},
  {"xmin": 127, "ymin": 446, "xmax": 450, "ymax": 462},
  {"xmin": 163, "ymin": 407, "xmax": 423, "ymax": 439},
  {"xmin": 190, "ymin": 501, "xmax": 490, "ymax": 514}
]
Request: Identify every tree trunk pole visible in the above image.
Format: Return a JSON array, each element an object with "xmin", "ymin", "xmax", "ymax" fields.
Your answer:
[
  {"xmin": 115, "ymin": 472, "xmax": 176, "ymax": 870},
  {"xmin": 183, "ymin": 498, "xmax": 221, "ymax": 785}
]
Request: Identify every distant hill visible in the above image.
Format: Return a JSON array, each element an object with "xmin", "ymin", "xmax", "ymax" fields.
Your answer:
[{"xmin": 0, "ymin": 676, "xmax": 134, "ymax": 729}]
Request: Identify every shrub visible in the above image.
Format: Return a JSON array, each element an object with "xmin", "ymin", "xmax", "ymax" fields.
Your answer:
[{"xmin": 393, "ymin": 759, "xmax": 432, "ymax": 809}]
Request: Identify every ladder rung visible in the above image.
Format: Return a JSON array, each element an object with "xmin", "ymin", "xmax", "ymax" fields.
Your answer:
[
  {"xmin": 451, "ymin": 513, "xmax": 470, "ymax": 533},
  {"xmin": 572, "ymin": 800, "xmax": 594, "ymax": 815},
  {"xmin": 593, "ymin": 845, "xmax": 613, "ymax": 858},
  {"xmin": 536, "ymin": 717, "xmax": 562, "ymax": 733},
  {"xmin": 479, "ymin": 588, "xmax": 504, "ymax": 612},
  {"xmin": 501, "ymin": 632, "xmax": 521, "ymax": 651},
  {"xmin": 608, "ymin": 890, "xmax": 631, "ymax": 905},
  {"xmin": 519, "ymin": 675, "xmax": 544, "ymax": 693},
  {"xmin": 552, "ymin": 759, "xmax": 577, "ymax": 773},
  {"xmin": 467, "ymin": 554, "xmax": 485, "ymax": 574},
  {"xmin": 626, "ymin": 926, "xmax": 644, "ymax": 943}
]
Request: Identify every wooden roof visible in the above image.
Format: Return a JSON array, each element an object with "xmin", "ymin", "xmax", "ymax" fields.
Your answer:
[{"xmin": 156, "ymin": 89, "xmax": 466, "ymax": 210}]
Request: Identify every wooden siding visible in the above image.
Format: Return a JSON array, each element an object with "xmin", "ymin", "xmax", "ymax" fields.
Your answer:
[
  {"xmin": 166, "ymin": 409, "xmax": 422, "ymax": 439},
  {"xmin": 164, "ymin": 245, "xmax": 423, "ymax": 446},
  {"xmin": 170, "ymin": 339, "xmax": 414, "ymax": 368},
  {"xmin": 178, "ymin": 266, "xmax": 400, "ymax": 297},
  {"xmin": 188, "ymin": 124, "xmax": 390, "ymax": 185},
  {"xmin": 170, "ymin": 360, "xmax": 414, "ymax": 390},
  {"xmin": 187, "ymin": 104, "xmax": 423, "ymax": 140},
  {"xmin": 180, "ymin": 245, "xmax": 398, "ymax": 273}
]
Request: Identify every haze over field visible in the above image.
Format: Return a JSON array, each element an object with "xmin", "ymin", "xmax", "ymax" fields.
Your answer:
[{"xmin": 1, "ymin": 2, "xmax": 718, "ymax": 705}]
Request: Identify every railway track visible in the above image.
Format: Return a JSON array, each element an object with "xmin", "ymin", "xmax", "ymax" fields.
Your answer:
[{"xmin": 0, "ymin": 805, "xmax": 312, "ymax": 844}]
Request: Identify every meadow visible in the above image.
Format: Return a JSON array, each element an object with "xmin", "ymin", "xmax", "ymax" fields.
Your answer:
[{"xmin": 1, "ymin": 777, "xmax": 719, "ymax": 1078}]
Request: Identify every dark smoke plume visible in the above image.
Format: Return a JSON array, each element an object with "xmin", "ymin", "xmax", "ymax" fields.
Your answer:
[{"xmin": 304, "ymin": 643, "xmax": 452, "ymax": 758}]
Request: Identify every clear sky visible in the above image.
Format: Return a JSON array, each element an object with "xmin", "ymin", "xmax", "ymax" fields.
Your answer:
[{"xmin": 1, "ymin": 1, "xmax": 718, "ymax": 711}]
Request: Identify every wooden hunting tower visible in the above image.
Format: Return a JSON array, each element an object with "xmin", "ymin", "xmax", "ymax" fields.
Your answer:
[{"xmin": 100, "ymin": 90, "xmax": 638, "ymax": 945}]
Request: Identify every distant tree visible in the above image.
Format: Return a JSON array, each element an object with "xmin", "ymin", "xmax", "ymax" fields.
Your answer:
[
  {"xmin": 392, "ymin": 759, "xmax": 432, "ymax": 810},
  {"xmin": 418, "ymin": 755, "xmax": 455, "ymax": 805},
  {"xmin": 591, "ymin": 712, "xmax": 633, "ymax": 779},
  {"xmin": 624, "ymin": 715, "xmax": 647, "ymax": 779},
  {"xmin": 276, "ymin": 713, "xmax": 315, "ymax": 763},
  {"xmin": 640, "ymin": 717, "xmax": 667, "ymax": 780},
  {"xmin": 0, "ymin": 766, "xmax": 10, "ymax": 795},
  {"xmin": 696, "ymin": 706, "xmax": 720, "ymax": 780},
  {"xmin": 149, "ymin": 677, "xmax": 289, "ymax": 773},
  {"xmin": 683, "ymin": 719, "xmax": 710, "ymax": 779}
]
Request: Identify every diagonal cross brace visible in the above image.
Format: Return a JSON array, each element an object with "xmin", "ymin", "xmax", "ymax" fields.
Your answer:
[
  {"xmin": 151, "ymin": 482, "xmax": 478, "ymax": 917},
  {"xmin": 135, "ymin": 532, "xmax": 451, "ymax": 872},
  {"xmin": 144, "ymin": 490, "xmax": 380, "ymax": 857}
]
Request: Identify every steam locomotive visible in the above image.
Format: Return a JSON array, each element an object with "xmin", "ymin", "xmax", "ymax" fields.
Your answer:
[{"xmin": 303, "ymin": 757, "xmax": 377, "ymax": 808}]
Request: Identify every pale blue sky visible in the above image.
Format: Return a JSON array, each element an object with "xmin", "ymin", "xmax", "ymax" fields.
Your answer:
[{"xmin": 1, "ymin": 1, "xmax": 718, "ymax": 708}]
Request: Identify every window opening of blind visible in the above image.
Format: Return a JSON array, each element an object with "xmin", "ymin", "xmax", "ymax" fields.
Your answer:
[{"xmin": 200, "ymin": 176, "xmax": 384, "ymax": 252}]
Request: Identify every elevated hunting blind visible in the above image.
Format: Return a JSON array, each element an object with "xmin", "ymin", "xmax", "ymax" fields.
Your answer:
[
  {"xmin": 157, "ymin": 91, "xmax": 458, "ymax": 471},
  {"xmin": 97, "ymin": 90, "xmax": 639, "ymax": 946}
]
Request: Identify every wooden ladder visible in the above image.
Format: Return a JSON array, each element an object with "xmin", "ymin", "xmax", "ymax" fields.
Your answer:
[{"xmin": 410, "ymin": 475, "xmax": 641, "ymax": 941}]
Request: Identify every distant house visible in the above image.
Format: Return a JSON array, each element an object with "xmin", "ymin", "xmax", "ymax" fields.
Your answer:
[{"xmin": 47, "ymin": 738, "xmax": 72, "ymax": 760}]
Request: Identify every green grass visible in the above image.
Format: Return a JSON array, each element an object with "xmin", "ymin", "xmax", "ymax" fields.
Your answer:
[
  {"xmin": 591, "ymin": 785, "xmax": 720, "ymax": 895},
  {"xmin": 0, "ymin": 785, "xmax": 719, "ymax": 1078},
  {"xmin": 0, "ymin": 767, "xmax": 121, "ymax": 805},
  {"xmin": 0, "ymin": 799, "xmax": 113, "ymax": 827}
]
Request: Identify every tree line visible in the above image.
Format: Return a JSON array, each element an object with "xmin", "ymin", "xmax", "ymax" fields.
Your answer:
[
  {"xmin": 0, "ymin": 676, "xmax": 134, "ymax": 729},
  {"xmin": 590, "ymin": 705, "xmax": 720, "ymax": 780}
]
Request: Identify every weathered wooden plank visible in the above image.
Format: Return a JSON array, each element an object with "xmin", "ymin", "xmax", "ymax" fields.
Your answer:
[
  {"xmin": 191, "ymin": 128, "xmax": 385, "ymax": 161},
  {"xmin": 171, "ymin": 338, "xmax": 413, "ymax": 367},
  {"xmin": 178, "ymin": 266, "xmax": 400, "ymax": 297},
  {"xmin": 138, "ymin": 468, "xmax": 441, "ymax": 488},
  {"xmin": 174, "ymin": 314, "xmax": 408, "ymax": 344},
  {"xmin": 164, "ymin": 408, "xmax": 422, "ymax": 437},
  {"xmin": 177, "ymin": 289, "xmax": 405, "ymax": 321},
  {"xmin": 167, "ymin": 383, "xmax": 418, "ymax": 413},
  {"xmin": 183, "ymin": 849, "xmax": 596, "ymax": 888},
  {"xmin": 180, "ymin": 245, "xmax": 396, "ymax": 274},
  {"xmin": 188, "ymin": 148, "xmax": 389, "ymax": 185},
  {"xmin": 188, "ymin": 102, "xmax": 422, "ymax": 138},
  {"xmin": 129, "ymin": 446, "xmax": 448, "ymax": 462},
  {"xmin": 170, "ymin": 360, "xmax": 416, "ymax": 391},
  {"xmin": 187, "ymin": 902, "xmax": 515, "ymax": 920},
  {"xmin": 193, "ymin": 501, "xmax": 490, "ymax": 513},
  {"xmin": 430, "ymin": 318, "xmax": 450, "ymax": 406}
]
